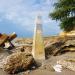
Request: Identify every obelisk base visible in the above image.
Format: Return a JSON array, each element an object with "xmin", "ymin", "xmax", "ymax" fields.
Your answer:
[{"xmin": 32, "ymin": 31, "xmax": 45, "ymax": 60}]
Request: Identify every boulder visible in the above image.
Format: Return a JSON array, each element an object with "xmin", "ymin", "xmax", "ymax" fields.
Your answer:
[
  {"xmin": 3, "ymin": 52, "xmax": 34, "ymax": 74},
  {"xmin": 45, "ymin": 36, "xmax": 75, "ymax": 58},
  {"xmin": 65, "ymin": 40, "xmax": 75, "ymax": 46}
]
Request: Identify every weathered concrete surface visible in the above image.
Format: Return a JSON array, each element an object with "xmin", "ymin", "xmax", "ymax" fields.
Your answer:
[
  {"xmin": 32, "ymin": 15, "xmax": 45, "ymax": 60},
  {"xmin": 32, "ymin": 31, "xmax": 45, "ymax": 60}
]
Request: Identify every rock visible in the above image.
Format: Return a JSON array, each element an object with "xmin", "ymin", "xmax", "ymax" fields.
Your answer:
[
  {"xmin": 65, "ymin": 40, "xmax": 75, "ymax": 46},
  {"xmin": 0, "ymin": 47, "xmax": 4, "ymax": 52},
  {"xmin": 45, "ymin": 40, "xmax": 65, "ymax": 58},
  {"xmin": 11, "ymin": 45, "xmax": 32, "ymax": 54},
  {"xmin": 40, "ymin": 63, "xmax": 54, "ymax": 71},
  {"xmin": 58, "ymin": 59, "xmax": 75, "ymax": 71},
  {"xmin": 3, "ymin": 52, "xmax": 34, "ymax": 74},
  {"xmin": 17, "ymin": 70, "xmax": 31, "ymax": 75},
  {"xmin": 59, "ymin": 30, "xmax": 75, "ymax": 36},
  {"xmin": 0, "ymin": 50, "xmax": 10, "ymax": 69},
  {"xmin": 15, "ymin": 38, "xmax": 32, "ymax": 45},
  {"xmin": 39, "ymin": 59, "xmax": 55, "ymax": 72},
  {"xmin": 45, "ymin": 36, "xmax": 75, "ymax": 58},
  {"xmin": 53, "ymin": 64, "xmax": 62, "ymax": 72}
]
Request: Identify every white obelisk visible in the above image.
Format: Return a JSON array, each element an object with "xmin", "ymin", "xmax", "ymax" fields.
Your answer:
[{"xmin": 32, "ymin": 15, "xmax": 45, "ymax": 60}]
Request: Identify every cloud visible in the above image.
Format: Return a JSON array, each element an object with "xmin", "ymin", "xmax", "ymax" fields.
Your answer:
[{"xmin": 0, "ymin": 0, "xmax": 60, "ymax": 36}]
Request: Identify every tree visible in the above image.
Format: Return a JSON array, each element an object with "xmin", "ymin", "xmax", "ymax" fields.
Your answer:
[{"xmin": 49, "ymin": 0, "xmax": 75, "ymax": 32}]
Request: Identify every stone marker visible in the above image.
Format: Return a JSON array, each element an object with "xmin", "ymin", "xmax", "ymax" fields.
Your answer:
[{"xmin": 32, "ymin": 15, "xmax": 45, "ymax": 60}]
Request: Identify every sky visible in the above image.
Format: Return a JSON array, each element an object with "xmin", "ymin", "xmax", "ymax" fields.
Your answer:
[{"xmin": 0, "ymin": 0, "xmax": 61, "ymax": 37}]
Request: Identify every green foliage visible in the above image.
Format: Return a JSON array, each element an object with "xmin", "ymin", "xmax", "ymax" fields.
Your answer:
[
  {"xmin": 60, "ymin": 17, "xmax": 75, "ymax": 31},
  {"xmin": 50, "ymin": 0, "xmax": 75, "ymax": 32}
]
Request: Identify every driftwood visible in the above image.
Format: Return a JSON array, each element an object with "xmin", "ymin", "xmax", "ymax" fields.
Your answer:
[{"xmin": 0, "ymin": 32, "xmax": 17, "ymax": 49}]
